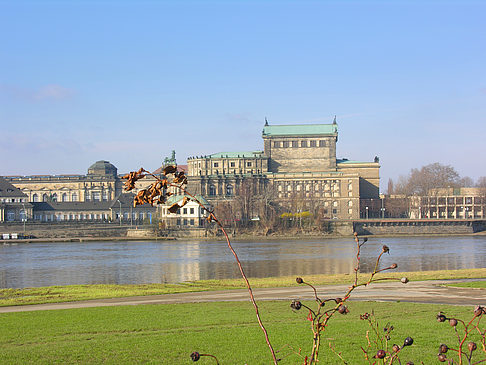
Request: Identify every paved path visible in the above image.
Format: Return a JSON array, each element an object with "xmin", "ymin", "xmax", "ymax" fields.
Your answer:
[{"xmin": 0, "ymin": 279, "xmax": 484, "ymax": 313}]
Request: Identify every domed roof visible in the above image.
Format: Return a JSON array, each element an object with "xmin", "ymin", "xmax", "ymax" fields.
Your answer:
[{"xmin": 87, "ymin": 160, "xmax": 118, "ymax": 177}]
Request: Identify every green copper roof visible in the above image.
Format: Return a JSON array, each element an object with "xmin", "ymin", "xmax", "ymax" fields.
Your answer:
[
  {"xmin": 209, "ymin": 151, "xmax": 264, "ymax": 158},
  {"xmin": 166, "ymin": 194, "xmax": 210, "ymax": 207},
  {"xmin": 262, "ymin": 124, "xmax": 337, "ymax": 137}
]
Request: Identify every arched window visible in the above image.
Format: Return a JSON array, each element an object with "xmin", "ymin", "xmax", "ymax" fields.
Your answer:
[
  {"xmin": 62, "ymin": 193, "xmax": 68, "ymax": 202},
  {"xmin": 226, "ymin": 184, "xmax": 233, "ymax": 196},
  {"xmin": 32, "ymin": 194, "xmax": 39, "ymax": 202},
  {"xmin": 209, "ymin": 185, "xmax": 216, "ymax": 196},
  {"xmin": 42, "ymin": 193, "xmax": 48, "ymax": 202}
]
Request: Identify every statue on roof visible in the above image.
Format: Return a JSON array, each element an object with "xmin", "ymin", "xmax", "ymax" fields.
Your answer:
[
  {"xmin": 333, "ymin": 115, "xmax": 337, "ymax": 124},
  {"xmin": 163, "ymin": 150, "xmax": 177, "ymax": 166},
  {"xmin": 264, "ymin": 117, "xmax": 269, "ymax": 126}
]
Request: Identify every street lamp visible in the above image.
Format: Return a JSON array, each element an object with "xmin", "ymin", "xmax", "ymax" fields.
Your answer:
[
  {"xmin": 465, "ymin": 206, "xmax": 469, "ymax": 219},
  {"xmin": 117, "ymin": 200, "xmax": 122, "ymax": 226},
  {"xmin": 365, "ymin": 206, "xmax": 369, "ymax": 219}
]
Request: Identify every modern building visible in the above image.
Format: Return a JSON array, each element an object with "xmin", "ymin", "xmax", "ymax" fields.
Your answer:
[{"xmin": 409, "ymin": 187, "xmax": 485, "ymax": 219}]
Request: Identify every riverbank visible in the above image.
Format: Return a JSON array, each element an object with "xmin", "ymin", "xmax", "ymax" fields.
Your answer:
[
  {"xmin": 1, "ymin": 268, "xmax": 485, "ymax": 307},
  {"xmin": 2, "ymin": 230, "xmax": 486, "ymax": 244}
]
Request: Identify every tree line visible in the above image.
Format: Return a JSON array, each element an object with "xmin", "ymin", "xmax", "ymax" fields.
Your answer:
[{"xmin": 387, "ymin": 162, "xmax": 486, "ymax": 196}]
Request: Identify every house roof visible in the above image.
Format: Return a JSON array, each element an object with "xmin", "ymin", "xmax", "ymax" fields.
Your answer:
[
  {"xmin": 262, "ymin": 123, "xmax": 338, "ymax": 137},
  {"xmin": 166, "ymin": 194, "xmax": 210, "ymax": 208},
  {"xmin": 32, "ymin": 201, "xmax": 113, "ymax": 211},
  {"xmin": 0, "ymin": 177, "xmax": 27, "ymax": 198},
  {"xmin": 110, "ymin": 193, "xmax": 158, "ymax": 210}
]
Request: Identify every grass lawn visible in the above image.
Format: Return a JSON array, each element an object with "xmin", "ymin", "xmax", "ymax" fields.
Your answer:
[
  {"xmin": 445, "ymin": 280, "xmax": 486, "ymax": 289},
  {"xmin": 1, "ymin": 268, "xmax": 485, "ymax": 307},
  {"xmin": 0, "ymin": 300, "xmax": 482, "ymax": 364}
]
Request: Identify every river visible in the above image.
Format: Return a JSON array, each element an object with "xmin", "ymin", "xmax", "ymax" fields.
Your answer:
[{"xmin": 0, "ymin": 236, "xmax": 485, "ymax": 288}]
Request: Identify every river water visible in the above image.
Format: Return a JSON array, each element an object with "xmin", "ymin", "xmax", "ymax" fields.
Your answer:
[{"xmin": 0, "ymin": 236, "xmax": 485, "ymax": 289}]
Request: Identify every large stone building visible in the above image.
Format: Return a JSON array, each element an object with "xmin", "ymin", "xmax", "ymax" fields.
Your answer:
[
  {"xmin": 2, "ymin": 121, "xmax": 381, "ymax": 222},
  {"xmin": 187, "ymin": 120, "xmax": 380, "ymax": 220}
]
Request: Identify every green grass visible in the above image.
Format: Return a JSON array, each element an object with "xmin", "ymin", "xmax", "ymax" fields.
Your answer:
[
  {"xmin": 0, "ymin": 301, "xmax": 482, "ymax": 364},
  {"xmin": 445, "ymin": 280, "xmax": 486, "ymax": 289},
  {"xmin": 1, "ymin": 268, "xmax": 485, "ymax": 307}
]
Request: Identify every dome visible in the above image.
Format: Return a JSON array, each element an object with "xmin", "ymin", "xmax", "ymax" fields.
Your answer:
[{"xmin": 87, "ymin": 160, "xmax": 118, "ymax": 177}]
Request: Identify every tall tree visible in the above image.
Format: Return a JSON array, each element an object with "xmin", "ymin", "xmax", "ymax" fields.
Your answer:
[{"xmin": 393, "ymin": 163, "xmax": 461, "ymax": 196}]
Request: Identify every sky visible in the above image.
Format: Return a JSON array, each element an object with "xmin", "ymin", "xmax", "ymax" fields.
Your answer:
[{"xmin": 1, "ymin": 0, "xmax": 485, "ymax": 190}]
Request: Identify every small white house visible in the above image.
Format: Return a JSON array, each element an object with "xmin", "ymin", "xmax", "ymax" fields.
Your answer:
[{"xmin": 159, "ymin": 194, "xmax": 211, "ymax": 228}]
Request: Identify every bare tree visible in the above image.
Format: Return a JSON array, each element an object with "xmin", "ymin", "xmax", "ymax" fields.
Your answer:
[{"xmin": 394, "ymin": 163, "xmax": 460, "ymax": 196}]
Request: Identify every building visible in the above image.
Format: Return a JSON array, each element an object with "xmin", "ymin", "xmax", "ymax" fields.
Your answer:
[
  {"xmin": 159, "ymin": 194, "xmax": 211, "ymax": 228},
  {"xmin": 409, "ymin": 187, "xmax": 485, "ymax": 219},
  {"xmin": 0, "ymin": 177, "xmax": 32, "ymax": 222},
  {"xmin": 187, "ymin": 120, "xmax": 380, "ymax": 220},
  {"xmin": 5, "ymin": 161, "xmax": 120, "ymax": 203}
]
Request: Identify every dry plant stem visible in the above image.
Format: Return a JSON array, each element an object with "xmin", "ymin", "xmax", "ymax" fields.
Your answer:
[
  {"xmin": 210, "ymin": 211, "xmax": 278, "ymax": 365},
  {"xmin": 308, "ymin": 236, "xmax": 397, "ymax": 364},
  {"xmin": 200, "ymin": 354, "xmax": 220, "ymax": 364},
  {"xmin": 133, "ymin": 170, "xmax": 278, "ymax": 364}
]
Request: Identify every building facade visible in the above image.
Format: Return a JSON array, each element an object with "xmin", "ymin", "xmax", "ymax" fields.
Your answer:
[{"xmin": 187, "ymin": 121, "xmax": 380, "ymax": 220}]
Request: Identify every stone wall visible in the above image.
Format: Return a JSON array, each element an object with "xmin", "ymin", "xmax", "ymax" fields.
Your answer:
[
  {"xmin": 353, "ymin": 220, "xmax": 485, "ymax": 235},
  {"xmin": 0, "ymin": 222, "xmax": 129, "ymax": 239}
]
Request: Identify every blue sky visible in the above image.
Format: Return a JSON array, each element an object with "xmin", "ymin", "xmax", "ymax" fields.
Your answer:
[{"xmin": 1, "ymin": 0, "xmax": 485, "ymax": 190}]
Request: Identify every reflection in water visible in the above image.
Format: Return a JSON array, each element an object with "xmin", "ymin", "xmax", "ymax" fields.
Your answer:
[{"xmin": 0, "ymin": 236, "xmax": 485, "ymax": 288}]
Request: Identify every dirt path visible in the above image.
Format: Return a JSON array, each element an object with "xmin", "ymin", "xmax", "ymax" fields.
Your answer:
[{"xmin": 0, "ymin": 279, "xmax": 484, "ymax": 313}]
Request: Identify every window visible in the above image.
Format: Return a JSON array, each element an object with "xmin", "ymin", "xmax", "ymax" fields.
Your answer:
[
  {"xmin": 190, "ymin": 208, "xmax": 195, "ymax": 214},
  {"xmin": 102, "ymin": 191, "xmax": 109, "ymax": 201},
  {"xmin": 93, "ymin": 191, "xmax": 101, "ymax": 201},
  {"xmin": 32, "ymin": 194, "xmax": 39, "ymax": 202},
  {"xmin": 292, "ymin": 141, "xmax": 298, "ymax": 148},
  {"xmin": 319, "ymin": 140, "xmax": 326, "ymax": 147},
  {"xmin": 348, "ymin": 200, "xmax": 353, "ymax": 206},
  {"xmin": 190, "ymin": 219, "xmax": 195, "ymax": 226},
  {"xmin": 214, "ymin": 162, "xmax": 219, "ymax": 168},
  {"xmin": 273, "ymin": 141, "xmax": 280, "ymax": 148},
  {"xmin": 209, "ymin": 185, "xmax": 216, "ymax": 196},
  {"xmin": 283, "ymin": 141, "xmax": 289, "ymax": 148},
  {"xmin": 62, "ymin": 193, "xmax": 68, "ymax": 202},
  {"xmin": 72, "ymin": 193, "xmax": 78, "ymax": 201},
  {"xmin": 246, "ymin": 162, "xmax": 252, "ymax": 167},
  {"xmin": 183, "ymin": 208, "xmax": 188, "ymax": 214},
  {"xmin": 230, "ymin": 162, "xmax": 235, "ymax": 167},
  {"xmin": 310, "ymin": 140, "xmax": 316, "ymax": 147},
  {"xmin": 226, "ymin": 184, "xmax": 233, "ymax": 196},
  {"xmin": 301, "ymin": 140, "xmax": 307, "ymax": 147},
  {"xmin": 52, "ymin": 193, "xmax": 58, "ymax": 202}
]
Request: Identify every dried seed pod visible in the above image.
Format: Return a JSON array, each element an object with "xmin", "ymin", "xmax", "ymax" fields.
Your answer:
[
  {"xmin": 449, "ymin": 318, "xmax": 457, "ymax": 327},
  {"xmin": 437, "ymin": 313, "xmax": 447, "ymax": 322},
  {"xmin": 403, "ymin": 337, "xmax": 413, "ymax": 347},
  {"xmin": 295, "ymin": 277, "xmax": 304, "ymax": 284},
  {"xmin": 338, "ymin": 305, "xmax": 349, "ymax": 314},
  {"xmin": 290, "ymin": 300, "xmax": 302, "ymax": 310},
  {"xmin": 392, "ymin": 344, "xmax": 400, "ymax": 352},
  {"xmin": 382, "ymin": 245, "xmax": 390, "ymax": 253},
  {"xmin": 375, "ymin": 350, "xmax": 386, "ymax": 359},
  {"xmin": 468, "ymin": 342, "xmax": 477, "ymax": 352},
  {"xmin": 401, "ymin": 277, "xmax": 409, "ymax": 284},
  {"xmin": 439, "ymin": 344, "xmax": 448, "ymax": 354},
  {"xmin": 190, "ymin": 352, "xmax": 200, "ymax": 361},
  {"xmin": 390, "ymin": 263, "xmax": 398, "ymax": 269},
  {"xmin": 438, "ymin": 354, "xmax": 447, "ymax": 362}
]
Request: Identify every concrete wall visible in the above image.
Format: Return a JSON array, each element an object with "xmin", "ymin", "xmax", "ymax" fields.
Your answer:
[{"xmin": 353, "ymin": 220, "xmax": 485, "ymax": 235}]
